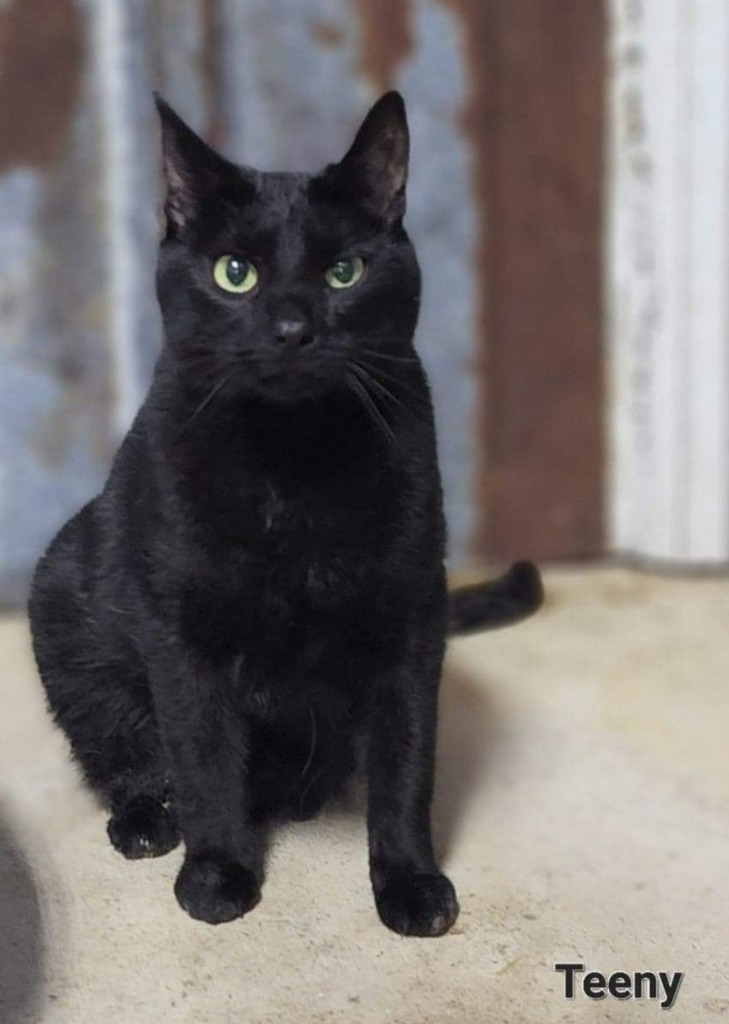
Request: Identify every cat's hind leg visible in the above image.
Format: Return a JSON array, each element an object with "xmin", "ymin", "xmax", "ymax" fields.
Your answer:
[
  {"xmin": 45, "ymin": 653, "xmax": 179, "ymax": 860},
  {"xmin": 49, "ymin": 657, "xmax": 179, "ymax": 859},
  {"xmin": 29, "ymin": 546, "xmax": 180, "ymax": 860}
]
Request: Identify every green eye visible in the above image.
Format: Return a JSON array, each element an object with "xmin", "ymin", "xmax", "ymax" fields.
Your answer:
[
  {"xmin": 325, "ymin": 256, "xmax": 365, "ymax": 289},
  {"xmin": 213, "ymin": 255, "xmax": 258, "ymax": 294}
]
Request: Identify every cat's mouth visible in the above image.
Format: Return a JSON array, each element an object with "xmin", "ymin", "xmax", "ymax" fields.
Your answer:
[{"xmin": 243, "ymin": 355, "xmax": 347, "ymax": 403}]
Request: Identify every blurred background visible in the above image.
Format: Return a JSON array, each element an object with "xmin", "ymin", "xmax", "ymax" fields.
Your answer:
[{"xmin": 1, "ymin": 0, "xmax": 728, "ymax": 605}]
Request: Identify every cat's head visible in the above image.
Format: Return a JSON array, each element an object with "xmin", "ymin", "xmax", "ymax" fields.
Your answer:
[{"xmin": 155, "ymin": 93, "xmax": 420, "ymax": 405}]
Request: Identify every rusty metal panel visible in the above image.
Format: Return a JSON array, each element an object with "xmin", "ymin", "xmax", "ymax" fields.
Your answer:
[
  {"xmin": 2, "ymin": 0, "xmax": 609, "ymax": 598},
  {"xmin": 456, "ymin": 0, "xmax": 606, "ymax": 562}
]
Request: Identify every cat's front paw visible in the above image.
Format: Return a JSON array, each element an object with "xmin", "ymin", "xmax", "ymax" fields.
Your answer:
[
  {"xmin": 373, "ymin": 868, "xmax": 459, "ymax": 937},
  {"xmin": 107, "ymin": 796, "xmax": 180, "ymax": 859},
  {"xmin": 174, "ymin": 851, "xmax": 260, "ymax": 925}
]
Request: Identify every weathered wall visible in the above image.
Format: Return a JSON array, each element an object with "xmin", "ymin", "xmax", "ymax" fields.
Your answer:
[
  {"xmin": 0, "ymin": 0, "xmax": 613, "ymax": 603},
  {"xmin": 0, "ymin": 0, "xmax": 110, "ymax": 604}
]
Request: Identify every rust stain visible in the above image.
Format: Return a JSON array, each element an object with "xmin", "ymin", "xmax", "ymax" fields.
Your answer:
[
  {"xmin": 351, "ymin": 0, "xmax": 413, "ymax": 93},
  {"xmin": 439, "ymin": 0, "xmax": 606, "ymax": 562},
  {"xmin": 0, "ymin": 0, "xmax": 82, "ymax": 172},
  {"xmin": 310, "ymin": 21, "xmax": 345, "ymax": 49}
]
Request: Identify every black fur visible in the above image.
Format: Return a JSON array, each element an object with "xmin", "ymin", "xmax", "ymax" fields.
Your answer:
[{"xmin": 28, "ymin": 93, "xmax": 541, "ymax": 936}]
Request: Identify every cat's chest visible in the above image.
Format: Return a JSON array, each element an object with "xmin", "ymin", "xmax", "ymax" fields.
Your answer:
[
  {"xmin": 189, "ymin": 462, "xmax": 400, "ymax": 598},
  {"xmin": 257, "ymin": 481, "xmax": 396, "ymax": 596},
  {"xmin": 178, "ymin": 473, "xmax": 401, "ymax": 663},
  {"xmin": 256, "ymin": 476, "xmax": 384, "ymax": 542},
  {"xmin": 198, "ymin": 446, "xmax": 398, "ymax": 545}
]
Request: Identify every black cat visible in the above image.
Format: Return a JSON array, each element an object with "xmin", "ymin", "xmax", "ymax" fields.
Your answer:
[{"xmin": 28, "ymin": 92, "xmax": 542, "ymax": 937}]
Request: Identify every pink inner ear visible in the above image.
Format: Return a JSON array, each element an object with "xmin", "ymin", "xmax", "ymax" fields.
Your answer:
[
  {"xmin": 163, "ymin": 164, "xmax": 195, "ymax": 232},
  {"xmin": 376, "ymin": 127, "xmax": 408, "ymax": 193}
]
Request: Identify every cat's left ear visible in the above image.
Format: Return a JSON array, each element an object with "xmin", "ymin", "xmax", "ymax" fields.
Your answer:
[{"xmin": 337, "ymin": 92, "xmax": 409, "ymax": 223}]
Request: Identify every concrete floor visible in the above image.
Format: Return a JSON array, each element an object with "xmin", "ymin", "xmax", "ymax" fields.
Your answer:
[{"xmin": 1, "ymin": 567, "xmax": 728, "ymax": 1023}]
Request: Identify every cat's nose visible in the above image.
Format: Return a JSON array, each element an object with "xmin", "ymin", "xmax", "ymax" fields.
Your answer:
[{"xmin": 273, "ymin": 319, "xmax": 312, "ymax": 348}]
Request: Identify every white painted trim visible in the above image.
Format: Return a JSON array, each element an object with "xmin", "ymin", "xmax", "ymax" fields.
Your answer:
[{"xmin": 607, "ymin": 0, "xmax": 729, "ymax": 564}]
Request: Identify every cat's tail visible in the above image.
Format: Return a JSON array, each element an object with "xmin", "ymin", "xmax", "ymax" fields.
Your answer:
[{"xmin": 447, "ymin": 561, "xmax": 544, "ymax": 637}]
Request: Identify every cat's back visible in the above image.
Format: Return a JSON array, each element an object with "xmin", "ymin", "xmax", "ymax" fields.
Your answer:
[{"xmin": 29, "ymin": 403, "xmax": 160, "ymax": 616}]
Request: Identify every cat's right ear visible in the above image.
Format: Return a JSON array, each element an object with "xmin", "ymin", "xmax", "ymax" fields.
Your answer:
[{"xmin": 155, "ymin": 95, "xmax": 238, "ymax": 235}]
